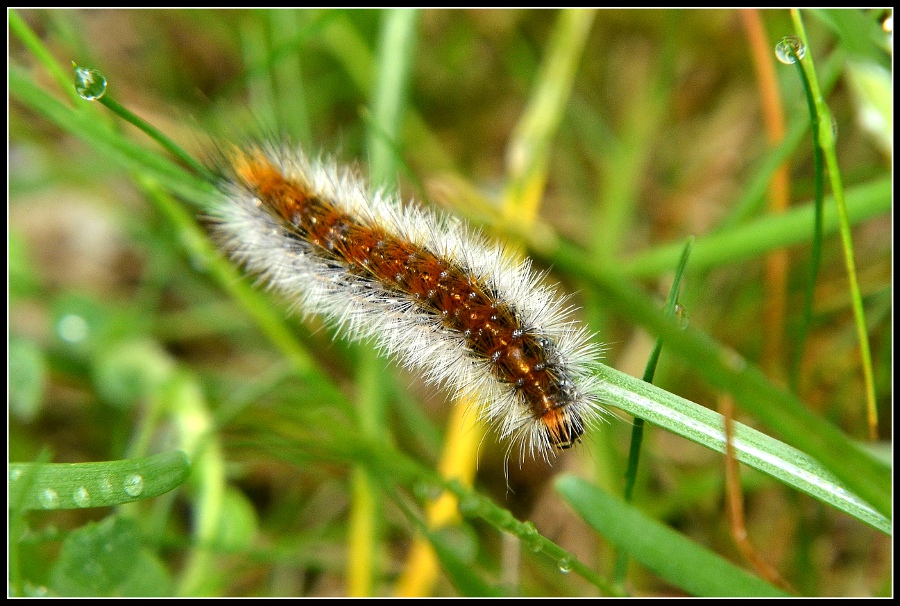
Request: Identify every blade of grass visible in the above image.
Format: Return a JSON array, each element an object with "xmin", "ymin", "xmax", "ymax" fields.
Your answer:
[
  {"xmin": 318, "ymin": 12, "xmax": 455, "ymax": 171},
  {"xmin": 161, "ymin": 371, "xmax": 230, "ymax": 597},
  {"xmin": 9, "ymin": 66, "xmax": 215, "ymax": 207},
  {"xmin": 717, "ymin": 48, "xmax": 843, "ymax": 230},
  {"xmin": 588, "ymin": 359, "xmax": 889, "ymax": 533},
  {"xmin": 9, "ymin": 451, "xmax": 190, "ymax": 511},
  {"xmin": 69, "ymin": 64, "xmax": 217, "ymax": 182},
  {"xmin": 390, "ymin": 491, "xmax": 504, "ymax": 597},
  {"xmin": 619, "ymin": 177, "xmax": 889, "ymax": 278},
  {"xmin": 557, "ymin": 475, "xmax": 788, "ymax": 597},
  {"xmin": 589, "ymin": 11, "xmax": 673, "ymax": 265},
  {"xmin": 615, "ymin": 237, "xmax": 694, "ymax": 587},
  {"xmin": 811, "ymin": 8, "xmax": 892, "ymax": 68},
  {"xmin": 269, "ymin": 10, "xmax": 312, "ymax": 145},
  {"xmin": 9, "ymin": 9, "xmax": 81, "ymax": 106},
  {"xmin": 501, "ymin": 8, "xmax": 596, "ymax": 226},
  {"xmin": 780, "ymin": 33, "xmax": 826, "ymax": 395},
  {"xmin": 791, "ymin": 9, "xmax": 879, "ymax": 441}
]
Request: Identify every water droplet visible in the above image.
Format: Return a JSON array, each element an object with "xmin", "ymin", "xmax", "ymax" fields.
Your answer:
[
  {"xmin": 57, "ymin": 314, "xmax": 89, "ymax": 344},
  {"xmin": 73, "ymin": 486, "xmax": 91, "ymax": 508},
  {"xmin": 830, "ymin": 114, "xmax": 838, "ymax": 141},
  {"xmin": 775, "ymin": 36, "xmax": 806, "ymax": 64},
  {"xmin": 99, "ymin": 476, "xmax": 114, "ymax": 498},
  {"xmin": 122, "ymin": 474, "xmax": 144, "ymax": 497},
  {"xmin": 522, "ymin": 523, "xmax": 543, "ymax": 553},
  {"xmin": 674, "ymin": 303, "xmax": 689, "ymax": 330},
  {"xmin": 557, "ymin": 556, "xmax": 574, "ymax": 573},
  {"xmin": 72, "ymin": 64, "xmax": 108, "ymax": 100},
  {"xmin": 521, "ymin": 521, "xmax": 538, "ymax": 537},
  {"xmin": 39, "ymin": 488, "xmax": 60, "ymax": 510},
  {"xmin": 10, "ymin": 468, "xmax": 22, "ymax": 481}
]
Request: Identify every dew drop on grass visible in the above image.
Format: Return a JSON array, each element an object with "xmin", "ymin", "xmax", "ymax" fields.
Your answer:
[
  {"xmin": 123, "ymin": 473, "xmax": 144, "ymax": 497},
  {"xmin": 775, "ymin": 36, "xmax": 806, "ymax": 64},
  {"xmin": 674, "ymin": 303, "xmax": 689, "ymax": 330},
  {"xmin": 39, "ymin": 488, "xmax": 60, "ymax": 510},
  {"xmin": 99, "ymin": 476, "xmax": 114, "ymax": 499},
  {"xmin": 73, "ymin": 486, "xmax": 91, "ymax": 507},
  {"xmin": 557, "ymin": 556, "xmax": 574, "ymax": 573},
  {"xmin": 522, "ymin": 521, "xmax": 543, "ymax": 553},
  {"xmin": 73, "ymin": 64, "xmax": 108, "ymax": 100},
  {"xmin": 521, "ymin": 521, "xmax": 538, "ymax": 537}
]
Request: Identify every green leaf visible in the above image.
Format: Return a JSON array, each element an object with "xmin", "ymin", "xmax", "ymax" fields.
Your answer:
[
  {"xmin": 556, "ymin": 475, "xmax": 788, "ymax": 597},
  {"xmin": 49, "ymin": 516, "xmax": 173, "ymax": 596}
]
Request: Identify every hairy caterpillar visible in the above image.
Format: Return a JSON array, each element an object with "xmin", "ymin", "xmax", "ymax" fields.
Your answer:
[{"xmin": 212, "ymin": 143, "xmax": 604, "ymax": 459}]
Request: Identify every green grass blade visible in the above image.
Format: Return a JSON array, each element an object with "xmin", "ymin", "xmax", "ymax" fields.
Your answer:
[
  {"xmin": 588, "ymin": 361, "xmax": 889, "ymax": 534},
  {"xmin": 620, "ymin": 178, "xmax": 890, "ymax": 278},
  {"xmin": 390, "ymin": 492, "xmax": 504, "ymax": 597},
  {"xmin": 366, "ymin": 8, "xmax": 419, "ymax": 188},
  {"xmin": 9, "ymin": 451, "xmax": 190, "ymax": 511},
  {"xmin": 616, "ymin": 237, "xmax": 694, "ymax": 585},
  {"xmin": 557, "ymin": 475, "xmax": 788, "ymax": 596},
  {"xmin": 9, "ymin": 9, "xmax": 81, "ymax": 105},
  {"xmin": 502, "ymin": 9, "xmax": 595, "ymax": 223},
  {"xmin": 791, "ymin": 9, "xmax": 880, "ymax": 441},
  {"xmin": 9, "ymin": 66, "xmax": 215, "ymax": 207},
  {"xmin": 622, "ymin": 238, "xmax": 694, "ymax": 501},
  {"xmin": 784, "ymin": 35, "xmax": 826, "ymax": 393}
]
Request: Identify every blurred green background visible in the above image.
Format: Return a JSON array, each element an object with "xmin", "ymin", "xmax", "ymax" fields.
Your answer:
[{"xmin": 9, "ymin": 9, "xmax": 892, "ymax": 597}]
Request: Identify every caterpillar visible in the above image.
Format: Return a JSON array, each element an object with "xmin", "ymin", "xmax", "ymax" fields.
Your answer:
[{"xmin": 211, "ymin": 142, "xmax": 604, "ymax": 459}]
